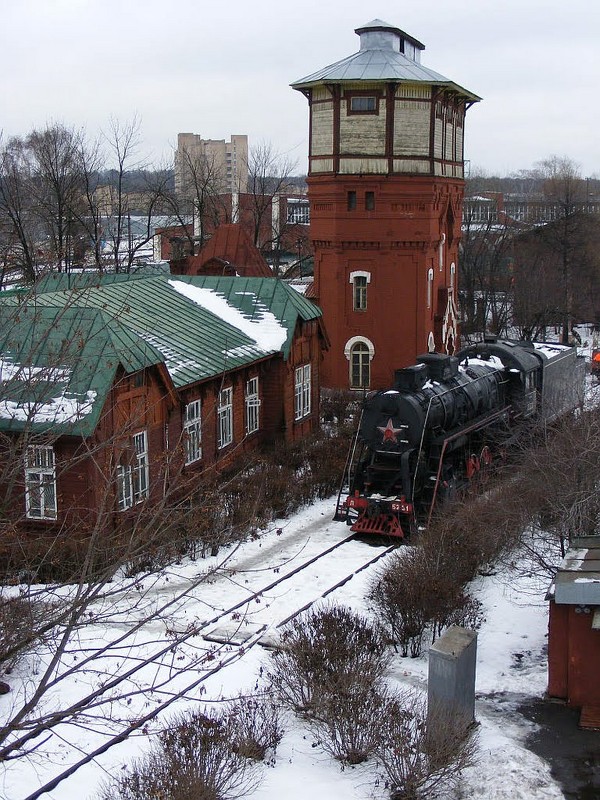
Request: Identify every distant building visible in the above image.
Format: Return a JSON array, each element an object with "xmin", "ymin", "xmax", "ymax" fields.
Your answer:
[
  {"xmin": 154, "ymin": 194, "xmax": 312, "ymax": 274},
  {"xmin": 175, "ymin": 133, "xmax": 248, "ymax": 197}
]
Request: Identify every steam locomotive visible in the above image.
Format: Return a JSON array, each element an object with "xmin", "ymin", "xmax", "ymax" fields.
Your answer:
[{"xmin": 334, "ymin": 338, "xmax": 584, "ymax": 537}]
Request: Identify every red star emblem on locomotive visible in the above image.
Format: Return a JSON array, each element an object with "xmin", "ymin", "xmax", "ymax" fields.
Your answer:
[{"xmin": 377, "ymin": 418, "xmax": 403, "ymax": 443}]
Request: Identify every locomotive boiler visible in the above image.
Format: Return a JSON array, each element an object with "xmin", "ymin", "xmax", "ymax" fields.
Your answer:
[{"xmin": 334, "ymin": 338, "xmax": 584, "ymax": 537}]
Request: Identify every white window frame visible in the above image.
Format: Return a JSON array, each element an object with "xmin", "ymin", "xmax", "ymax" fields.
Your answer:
[
  {"xmin": 294, "ymin": 364, "xmax": 312, "ymax": 421},
  {"xmin": 245, "ymin": 377, "xmax": 260, "ymax": 435},
  {"xmin": 25, "ymin": 445, "xmax": 57, "ymax": 520},
  {"xmin": 218, "ymin": 387, "xmax": 233, "ymax": 449},
  {"xmin": 427, "ymin": 267, "xmax": 434, "ymax": 309},
  {"xmin": 286, "ymin": 200, "xmax": 310, "ymax": 225},
  {"xmin": 118, "ymin": 430, "xmax": 149, "ymax": 511},
  {"xmin": 132, "ymin": 431, "xmax": 149, "ymax": 503},
  {"xmin": 344, "ymin": 336, "xmax": 375, "ymax": 391},
  {"xmin": 349, "ymin": 270, "xmax": 370, "ymax": 312},
  {"xmin": 350, "ymin": 342, "xmax": 371, "ymax": 389},
  {"xmin": 117, "ymin": 464, "xmax": 133, "ymax": 512},
  {"xmin": 184, "ymin": 399, "xmax": 202, "ymax": 464}
]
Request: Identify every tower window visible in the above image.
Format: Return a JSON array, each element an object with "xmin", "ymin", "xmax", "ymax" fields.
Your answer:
[
  {"xmin": 350, "ymin": 342, "xmax": 371, "ymax": 389},
  {"xmin": 344, "ymin": 336, "xmax": 374, "ymax": 390},
  {"xmin": 349, "ymin": 270, "xmax": 370, "ymax": 311},
  {"xmin": 348, "ymin": 95, "xmax": 378, "ymax": 114},
  {"xmin": 347, "ymin": 191, "xmax": 357, "ymax": 211},
  {"xmin": 365, "ymin": 192, "xmax": 375, "ymax": 211},
  {"xmin": 427, "ymin": 268, "xmax": 434, "ymax": 309}
]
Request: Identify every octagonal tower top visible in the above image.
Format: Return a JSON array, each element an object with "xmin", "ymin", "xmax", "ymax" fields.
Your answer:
[{"xmin": 291, "ymin": 19, "xmax": 479, "ymax": 100}]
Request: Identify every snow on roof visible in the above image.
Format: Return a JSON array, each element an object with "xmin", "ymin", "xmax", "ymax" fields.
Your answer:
[
  {"xmin": 0, "ymin": 392, "xmax": 97, "ymax": 424},
  {"xmin": 460, "ymin": 354, "xmax": 505, "ymax": 371},
  {"xmin": 0, "ymin": 357, "xmax": 96, "ymax": 424},
  {"xmin": 137, "ymin": 332, "xmax": 205, "ymax": 377},
  {"xmin": 169, "ymin": 280, "xmax": 287, "ymax": 353},
  {"xmin": 532, "ymin": 341, "xmax": 571, "ymax": 359}
]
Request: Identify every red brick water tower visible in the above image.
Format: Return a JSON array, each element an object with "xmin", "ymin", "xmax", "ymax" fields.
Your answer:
[{"xmin": 292, "ymin": 20, "xmax": 480, "ymax": 390}]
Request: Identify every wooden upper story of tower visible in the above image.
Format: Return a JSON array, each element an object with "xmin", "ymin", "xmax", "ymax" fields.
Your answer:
[{"xmin": 291, "ymin": 20, "xmax": 480, "ymax": 180}]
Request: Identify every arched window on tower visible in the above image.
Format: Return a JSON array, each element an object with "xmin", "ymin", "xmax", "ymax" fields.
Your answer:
[
  {"xmin": 344, "ymin": 336, "xmax": 374, "ymax": 389},
  {"xmin": 427, "ymin": 268, "xmax": 434, "ymax": 309},
  {"xmin": 450, "ymin": 261, "xmax": 456, "ymax": 290}
]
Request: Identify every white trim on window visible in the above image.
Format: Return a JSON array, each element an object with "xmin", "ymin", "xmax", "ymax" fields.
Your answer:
[
  {"xmin": 245, "ymin": 377, "xmax": 260, "ymax": 435},
  {"xmin": 25, "ymin": 445, "xmax": 57, "ymax": 520},
  {"xmin": 118, "ymin": 430, "xmax": 149, "ymax": 511},
  {"xmin": 344, "ymin": 336, "xmax": 374, "ymax": 390},
  {"xmin": 294, "ymin": 364, "xmax": 312, "ymax": 420},
  {"xmin": 427, "ymin": 267, "xmax": 434, "ymax": 309},
  {"xmin": 184, "ymin": 399, "xmax": 202, "ymax": 464},
  {"xmin": 218, "ymin": 387, "xmax": 233, "ymax": 449},
  {"xmin": 343, "ymin": 336, "xmax": 375, "ymax": 360}
]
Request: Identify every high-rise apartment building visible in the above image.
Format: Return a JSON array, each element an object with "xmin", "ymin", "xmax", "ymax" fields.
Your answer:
[{"xmin": 174, "ymin": 133, "xmax": 248, "ymax": 197}]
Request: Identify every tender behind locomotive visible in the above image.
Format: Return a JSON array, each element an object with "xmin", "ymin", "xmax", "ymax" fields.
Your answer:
[{"xmin": 335, "ymin": 338, "xmax": 584, "ymax": 537}]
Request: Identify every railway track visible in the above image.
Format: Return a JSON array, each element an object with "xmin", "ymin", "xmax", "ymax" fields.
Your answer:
[
  {"xmin": 22, "ymin": 526, "xmax": 399, "ymax": 800},
  {"xmin": 203, "ymin": 532, "xmax": 397, "ymax": 646}
]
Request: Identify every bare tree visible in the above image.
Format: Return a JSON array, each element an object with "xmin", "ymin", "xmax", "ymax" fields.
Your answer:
[
  {"xmin": 536, "ymin": 155, "xmax": 587, "ymax": 342},
  {"xmin": 459, "ymin": 204, "xmax": 515, "ymax": 337},
  {"xmin": 174, "ymin": 142, "xmax": 230, "ymax": 251},
  {"xmin": 245, "ymin": 141, "xmax": 297, "ymax": 267},
  {"xmin": 26, "ymin": 123, "xmax": 86, "ymax": 272},
  {"xmin": 0, "ymin": 134, "xmax": 45, "ymax": 282}
]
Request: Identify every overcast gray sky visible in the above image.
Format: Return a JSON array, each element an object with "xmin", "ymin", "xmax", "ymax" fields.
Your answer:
[{"xmin": 2, "ymin": 0, "xmax": 599, "ymax": 177}]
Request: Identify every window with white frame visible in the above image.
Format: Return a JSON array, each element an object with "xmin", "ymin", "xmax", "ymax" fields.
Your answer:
[
  {"xmin": 427, "ymin": 268, "xmax": 434, "ymax": 309},
  {"xmin": 350, "ymin": 342, "xmax": 371, "ymax": 389},
  {"xmin": 294, "ymin": 364, "xmax": 311, "ymax": 420},
  {"xmin": 218, "ymin": 387, "xmax": 233, "ymax": 449},
  {"xmin": 25, "ymin": 445, "xmax": 57, "ymax": 520},
  {"xmin": 286, "ymin": 200, "xmax": 310, "ymax": 225},
  {"xmin": 132, "ymin": 431, "xmax": 149, "ymax": 503},
  {"xmin": 350, "ymin": 270, "xmax": 370, "ymax": 312},
  {"xmin": 245, "ymin": 377, "xmax": 260, "ymax": 435},
  {"xmin": 184, "ymin": 399, "xmax": 202, "ymax": 464},
  {"xmin": 344, "ymin": 336, "xmax": 374, "ymax": 390},
  {"xmin": 117, "ymin": 430, "xmax": 149, "ymax": 511}
]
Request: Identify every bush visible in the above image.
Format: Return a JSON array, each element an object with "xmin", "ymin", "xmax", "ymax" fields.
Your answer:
[
  {"xmin": 268, "ymin": 604, "xmax": 390, "ymax": 714},
  {"xmin": 368, "ymin": 548, "xmax": 483, "ymax": 657},
  {"xmin": 227, "ymin": 694, "xmax": 285, "ymax": 762},
  {"xmin": 309, "ymin": 684, "xmax": 389, "ymax": 765},
  {"xmin": 98, "ymin": 707, "xmax": 262, "ymax": 800},
  {"xmin": 376, "ymin": 691, "xmax": 477, "ymax": 800},
  {"xmin": 0, "ymin": 593, "xmax": 48, "ymax": 674}
]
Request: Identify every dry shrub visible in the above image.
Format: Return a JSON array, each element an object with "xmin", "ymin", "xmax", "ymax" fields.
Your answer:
[
  {"xmin": 376, "ymin": 690, "xmax": 477, "ymax": 800},
  {"xmin": 309, "ymin": 684, "xmax": 389, "ymax": 765},
  {"xmin": 0, "ymin": 593, "xmax": 50, "ymax": 673},
  {"xmin": 98, "ymin": 707, "xmax": 262, "ymax": 800},
  {"xmin": 268, "ymin": 604, "xmax": 390, "ymax": 714},
  {"xmin": 227, "ymin": 694, "xmax": 285, "ymax": 762},
  {"xmin": 368, "ymin": 548, "xmax": 483, "ymax": 658}
]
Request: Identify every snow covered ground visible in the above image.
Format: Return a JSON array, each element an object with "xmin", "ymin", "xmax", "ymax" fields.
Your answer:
[{"xmin": 2, "ymin": 494, "xmax": 590, "ymax": 800}]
